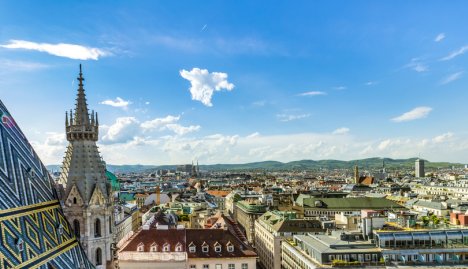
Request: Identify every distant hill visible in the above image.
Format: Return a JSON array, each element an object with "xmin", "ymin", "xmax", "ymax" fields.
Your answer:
[{"xmin": 46, "ymin": 157, "xmax": 464, "ymax": 173}]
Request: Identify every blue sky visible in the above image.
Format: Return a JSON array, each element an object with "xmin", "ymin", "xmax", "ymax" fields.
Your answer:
[{"xmin": 1, "ymin": 1, "xmax": 468, "ymax": 165}]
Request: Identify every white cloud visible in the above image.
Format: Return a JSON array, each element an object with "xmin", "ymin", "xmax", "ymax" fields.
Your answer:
[
  {"xmin": 434, "ymin": 33, "xmax": 445, "ymax": 42},
  {"xmin": 441, "ymin": 45, "xmax": 468, "ymax": 61},
  {"xmin": 0, "ymin": 40, "xmax": 110, "ymax": 60},
  {"xmin": 141, "ymin": 115, "xmax": 180, "ymax": 130},
  {"xmin": 246, "ymin": 132, "xmax": 260, "ymax": 138},
  {"xmin": 166, "ymin": 124, "xmax": 201, "ymax": 136},
  {"xmin": 0, "ymin": 59, "xmax": 49, "ymax": 71},
  {"xmin": 102, "ymin": 117, "xmax": 140, "ymax": 143},
  {"xmin": 391, "ymin": 107, "xmax": 432, "ymax": 122},
  {"xmin": 432, "ymin": 132, "xmax": 453, "ymax": 143},
  {"xmin": 332, "ymin": 127, "xmax": 350, "ymax": 135},
  {"xmin": 33, "ymin": 127, "xmax": 468, "ymax": 165},
  {"xmin": 298, "ymin": 91, "xmax": 326, "ymax": 96},
  {"xmin": 440, "ymin": 71, "xmax": 463, "ymax": 85},
  {"xmin": 100, "ymin": 97, "xmax": 132, "ymax": 109},
  {"xmin": 405, "ymin": 58, "xmax": 428, "ymax": 72},
  {"xmin": 277, "ymin": 113, "xmax": 310, "ymax": 122},
  {"xmin": 333, "ymin": 86, "xmax": 347, "ymax": 90},
  {"xmin": 145, "ymin": 101, "xmax": 150, "ymax": 105},
  {"xmin": 365, "ymin": 81, "xmax": 378, "ymax": 86},
  {"xmin": 180, "ymin": 68, "xmax": 234, "ymax": 107}
]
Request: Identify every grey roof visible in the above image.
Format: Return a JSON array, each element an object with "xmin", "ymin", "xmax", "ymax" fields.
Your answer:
[{"xmin": 294, "ymin": 234, "xmax": 380, "ymax": 254}]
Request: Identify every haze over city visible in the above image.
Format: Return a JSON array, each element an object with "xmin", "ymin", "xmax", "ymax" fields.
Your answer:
[{"xmin": 1, "ymin": 1, "xmax": 468, "ymax": 165}]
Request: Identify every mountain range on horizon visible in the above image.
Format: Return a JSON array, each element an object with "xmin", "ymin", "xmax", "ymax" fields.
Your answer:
[{"xmin": 46, "ymin": 157, "xmax": 465, "ymax": 174}]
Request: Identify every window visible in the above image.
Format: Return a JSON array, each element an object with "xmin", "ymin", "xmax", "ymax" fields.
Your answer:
[
  {"xmin": 163, "ymin": 243, "xmax": 170, "ymax": 252},
  {"xmin": 57, "ymin": 224, "xmax": 64, "ymax": 235},
  {"xmin": 96, "ymin": 248, "xmax": 102, "ymax": 265},
  {"xmin": 227, "ymin": 245, "xmax": 234, "ymax": 252},
  {"xmin": 241, "ymin": 264, "xmax": 248, "ymax": 269},
  {"xmin": 150, "ymin": 243, "xmax": 157, "ymax": 252},
  {"xmin": 228, "ymin": 264, "xmax": 235, "ymax": 269},
  {"xmin": 137, "ymin": 243, "xmax": 144, "ymax": 252},
  {"xmin": 73, "ymin": 197, "xmax": 77, "ymax": 204},
  {"xmin": 215, "ymin": 265, "xmax": 222, "ymax": 269},
  {"xmin": 73, "ymin": 219, "xmax": 80, "ymax": 238},
  {"xmin": 94, "ymin": 218, "xmax": 101, "ymax": 238},
  {"xmin": 175, "ymin": 243, "xmax": 182, "ymax": 252},
  {"xmin": 16, "ymin": 238, "xmax": 24, "ymax": 252},
  {"xmin": 215, "ymin": 246, "xmax": 221, "ymax": 252},
  {"xmin": 190, "ymin": 265, "xmax": 196, "ymax": 269},
  {"xmin": 189, "ymin": 246, "xmax": 196, "ymax": 253},
  {"xmin": 203, "ymin": 265, "xmax": 209, "ymax": 269},
  {"xmin": 202, "ymin": 246, "xmax": 209, "ymax": 253}
]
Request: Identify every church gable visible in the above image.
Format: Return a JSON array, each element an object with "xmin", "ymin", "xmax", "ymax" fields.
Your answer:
[
  {"xmin": 66, "ymin": 184, "xmax": 84, "ymax": 207},
  {"xmin": 89, "ymin": 185, "xmax": 106, "ymax": 206}
]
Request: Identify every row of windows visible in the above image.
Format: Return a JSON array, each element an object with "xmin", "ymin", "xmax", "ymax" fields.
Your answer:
[
  {"xmin": 137, "ymin": 242, "xmax": 183, "ymax": 252},
  {"xmin": 188, "ymin": 244, "xmax": 234, "ymax": 253},
  {"xmin": 189, "ymin": 264, "xmax": 248, "ymax": 269},
  {"xmin": 305, "ymin": 210, "xmax": 357, "ymax": 215}
]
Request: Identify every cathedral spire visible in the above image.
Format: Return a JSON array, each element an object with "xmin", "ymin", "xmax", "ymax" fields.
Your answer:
[
  {"xmin": 66, "ymin": 65, "xmax": 99, "ymax": 141},
  {"xmin": 74, "ymin": 64, "xmax": 90, "ymax": 126}
]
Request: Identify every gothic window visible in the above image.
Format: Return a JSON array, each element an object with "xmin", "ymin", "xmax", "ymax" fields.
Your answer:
[
  {"xmin": 96, "ymin": 248, "xmax": 102, "ymax": 265},
  {"xmin": 95, "ymin": 218, "xmax": 101, "ymax": 238},
  {"xmin": 73, "ymin": 197, "xmax": 77, "ymax": 204},
  {"xmin": 73, "ymin": 219, "xmax": 80, "ymax": 238}
]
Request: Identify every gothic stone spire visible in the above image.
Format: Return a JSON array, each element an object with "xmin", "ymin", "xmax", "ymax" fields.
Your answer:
[{"xmin": 66, "ymin": 64, "xmax": 99, "ymax": 141}]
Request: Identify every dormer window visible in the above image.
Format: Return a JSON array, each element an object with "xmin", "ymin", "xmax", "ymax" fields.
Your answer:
[
  {"xmin": 150, "ymin": 243, "xmax": 158, "ymax": 252},
  {"xmin": 189, "ymin": 242, "xmax": 196, "ymax": 253},
  {"xmin": 16, "ymin": 238, "xmax": 24, "ymax": 252},
  {"xmin": 175, "ymin": 243, "xmax": 183, "ymax": 252},
  {"xmin": 214, "ymin": 242, "xmax": 221, "ymax": 253},
  {"xmin": 226, "ymin": 242, "xmax": 234, "ymax": 252},
  {"xmin": 57, "ymin": 224, "xmax": 64, "ymax": 235},
  {"xmin": 202, "ymin": 242, "xmax": 209, "ymax": 253},
  {"xmin": 163, "ymin": 243, "xmax": 170, "ymax": 252},
  {"xmin": 137, "ymin": 243, "xmax": 144, "ymax": 252}
]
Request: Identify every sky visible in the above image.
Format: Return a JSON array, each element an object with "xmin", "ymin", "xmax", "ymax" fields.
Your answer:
[{"xmin": 1, "ymin": 1, "xmax": 468, "ymax": 165}]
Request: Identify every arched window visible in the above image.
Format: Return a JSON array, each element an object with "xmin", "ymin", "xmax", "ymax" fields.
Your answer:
[
  {"xmin": 96, "ymin": 248, "xmax": 102, "ymax": 265},
  {"xmin": 73, "ymin": 220, "xmax": 80, "ymax": 238},
  {"xmin": 73, "ymin": 197, "xmax": 77, "ymax": 204},
  {"xmin": 95, "ymin": 218, "xmax": 101, "ymax": 238},
  {"xmin": 109, "ymin": 217, "xmax": 112, "ymax": 234}
]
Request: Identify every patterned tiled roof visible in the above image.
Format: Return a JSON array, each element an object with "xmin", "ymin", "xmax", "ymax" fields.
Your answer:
[{"xmin": 0, "ymin": 100, "xmax": 93, "ymax": 268}]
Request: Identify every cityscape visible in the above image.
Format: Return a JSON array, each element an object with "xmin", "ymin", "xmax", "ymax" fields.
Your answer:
[{"xmin": 2, "ymin": 1, "xmax": 468, "ymax": 269}]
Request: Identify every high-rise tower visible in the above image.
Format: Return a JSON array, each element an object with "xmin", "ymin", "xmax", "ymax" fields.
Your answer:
[
  {"xmin": 415, "ymin": 158, "xmax": 425, "ymax": 178},
  {"xmin": 59, "ymin": 65, "xmax": 113, "ymax": 268}
]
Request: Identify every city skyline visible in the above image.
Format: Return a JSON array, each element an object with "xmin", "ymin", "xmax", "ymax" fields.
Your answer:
[{"xmin": 1, "ymin": 1, "xmax": 468, "ymax": 165}]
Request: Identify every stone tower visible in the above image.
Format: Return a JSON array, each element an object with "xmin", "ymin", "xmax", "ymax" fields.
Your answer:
[
  {"xmin": 59, "ymin": 65, "xmax": 113, "ymax": 268},
  {"xmin": 353, "ymin": 164, "xmax": 359, "ymax": 184}
]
